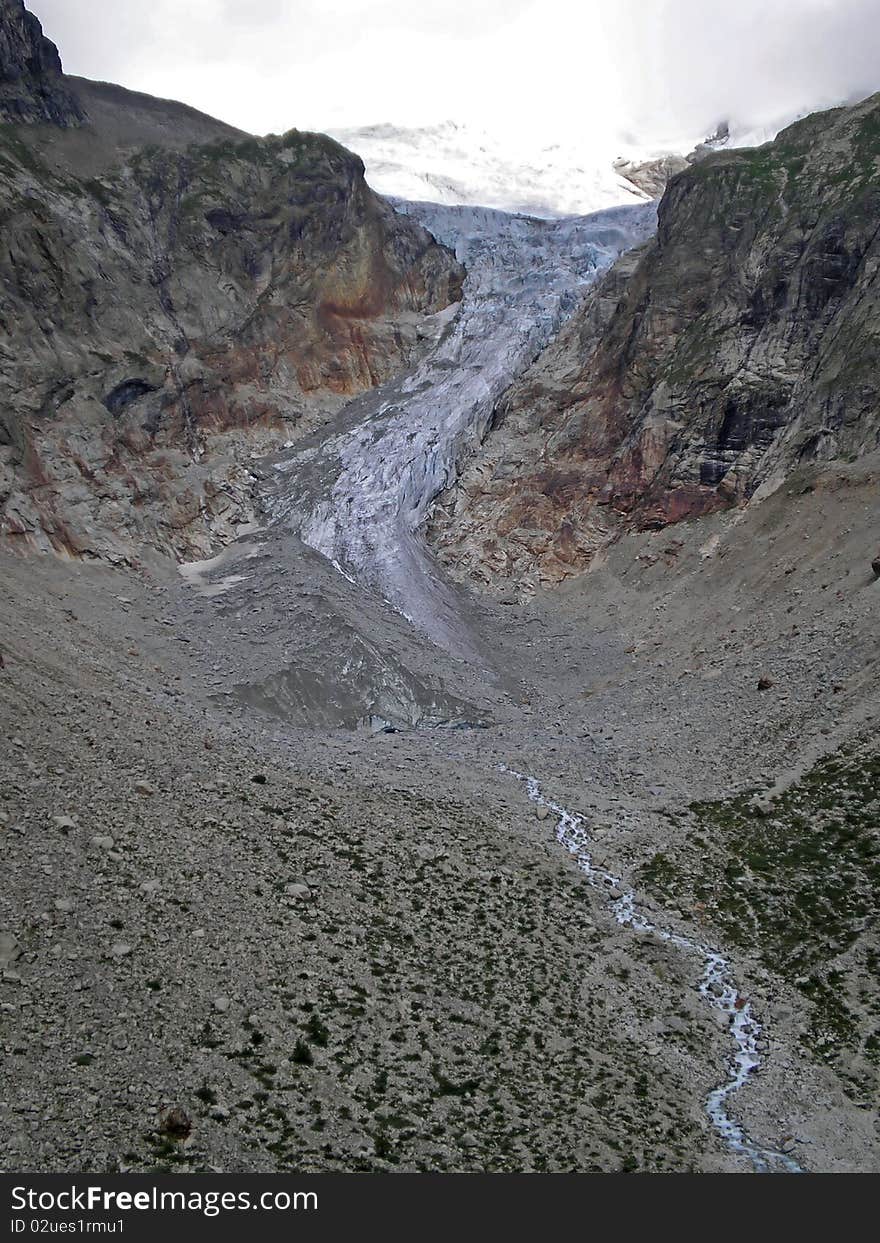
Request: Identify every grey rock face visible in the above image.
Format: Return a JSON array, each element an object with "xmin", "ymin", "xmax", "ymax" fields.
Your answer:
[
  {"xmin": 0, "ymin": 123, "xmax": 463, "ymax": 564},
  {"xmin": 0, "ymin": 0, "xmax": 84, "ymax": 125},
  {"xmin": 432, "ymin": 94, "xmax": 880, "ymax": 593}
]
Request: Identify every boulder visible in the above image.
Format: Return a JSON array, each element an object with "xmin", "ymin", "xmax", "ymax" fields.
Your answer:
[{"xmin": 0, "ymin": 931, "xmax": 21, "ymax": 968}]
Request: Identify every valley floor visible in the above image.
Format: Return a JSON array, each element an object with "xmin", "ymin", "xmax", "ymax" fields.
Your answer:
[{"xmin": 1, "ymin": 448, "xmax": 878, "ymax": 1172}]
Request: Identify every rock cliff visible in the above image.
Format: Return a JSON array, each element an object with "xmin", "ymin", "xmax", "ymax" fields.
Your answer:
[
  {"xmin": 430, "ymin": 94, "xmax": 880, "ymax": 592},
  {"xmin": 0, "ymin": 0, "xmax": 83, "ymax": 125},
  {"xmin": 0, "ymin": 8, "xmax": 463, "ymax": 563}
]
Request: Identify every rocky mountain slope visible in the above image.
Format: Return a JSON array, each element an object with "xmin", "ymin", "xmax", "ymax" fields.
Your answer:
[
  {"xmin": 0, "ymin": 548, "xmax": 780, "ymax": 1174},
  {"xmin": 0, "ymin": 1, "xmax": 463, "ymax": 564},
  {"xmin": 3, "ymin": 442, "xmax": 878, "ymax": 1174},
  {"xmin": 430, "ymin": 93, "xmax": 880, "ymax": 592}
]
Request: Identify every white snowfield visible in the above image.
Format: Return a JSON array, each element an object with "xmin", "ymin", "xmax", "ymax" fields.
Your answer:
[
  {"xmin": 328, "ymin": 111, "xmax": 820, "ymax": 219},
  {"xmin": 269, "ymin": 199, "xmax": 657, "ymax": 660},
  {"xmin": 328, "ymin": 120, "xmax": 653, "ymax": 218}
]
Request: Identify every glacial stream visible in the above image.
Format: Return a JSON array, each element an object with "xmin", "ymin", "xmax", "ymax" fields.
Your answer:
[{"xmin": 506, "ymin": 768, "xmax": 803, "ymax": 1173}]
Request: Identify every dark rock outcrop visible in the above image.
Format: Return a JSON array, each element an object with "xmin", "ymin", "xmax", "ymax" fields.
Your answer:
[
  {"xmin": 431, "ymin": 94, "xmax": 880, "ymax": 591},
  {"xmin": 0, "ymin": 0, "xmax": 84, "ymax": 125}
]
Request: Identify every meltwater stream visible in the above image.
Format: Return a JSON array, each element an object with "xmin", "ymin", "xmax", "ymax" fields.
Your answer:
[{"xmin": 506, "ymin": 768, "xmax": 803, "ymax": 1173}]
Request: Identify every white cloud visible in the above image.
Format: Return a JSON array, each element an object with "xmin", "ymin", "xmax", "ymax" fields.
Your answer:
[
  {"xmin": 28, "ymin": 0, "xmax": 880, "ymax": 145},
  {"xmin": 618, "ymin": 0, "xmax": 880, "ymax": 142}
]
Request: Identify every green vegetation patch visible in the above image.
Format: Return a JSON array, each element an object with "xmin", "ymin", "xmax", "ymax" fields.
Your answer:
[{"xmin": 638, "ymin": 739, "xmax": 880, "ymax": 1100}]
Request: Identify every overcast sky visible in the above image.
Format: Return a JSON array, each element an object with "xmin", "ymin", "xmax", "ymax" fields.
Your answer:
[{"xmin": 29, "ymin": 0, "xmax": 880, "ymax": 146}]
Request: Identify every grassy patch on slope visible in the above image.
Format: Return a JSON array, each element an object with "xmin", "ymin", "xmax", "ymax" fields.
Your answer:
[{"xmin": 638, "ymin": 738, "xmax": 880, "ymax": 1102}]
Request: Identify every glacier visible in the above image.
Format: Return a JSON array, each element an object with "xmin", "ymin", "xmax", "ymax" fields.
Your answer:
[{"xmin": 267, "ymin": 199, "xmax": 656, "ymax": 661}]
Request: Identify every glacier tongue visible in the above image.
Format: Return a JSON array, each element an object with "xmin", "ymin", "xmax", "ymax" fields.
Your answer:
[{"xmin": 268, "ymin": 200, "xmax": 656, "ymax": 661}]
